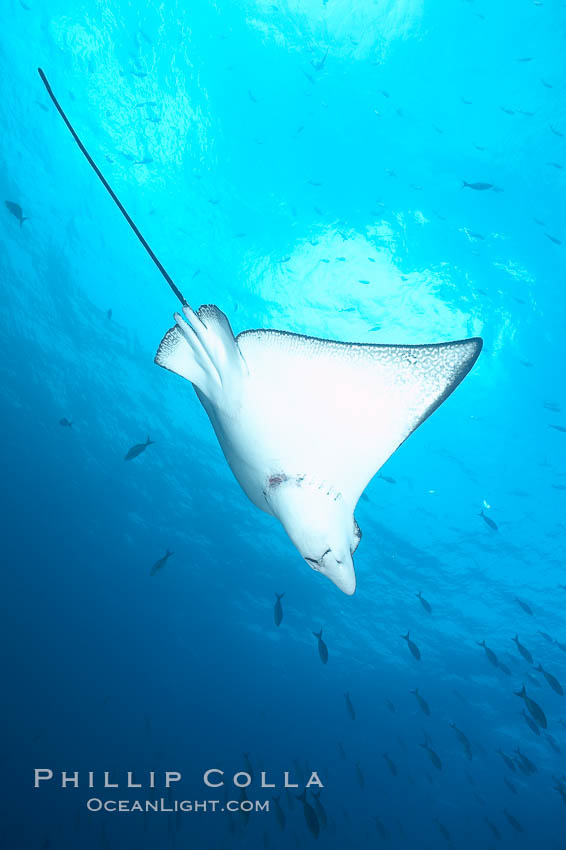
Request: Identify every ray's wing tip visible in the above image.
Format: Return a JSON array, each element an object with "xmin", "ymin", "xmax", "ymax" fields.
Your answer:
[
  {"xmin": 465, "ymin": 335, "xmax": 483, "ymax": 361},
  {"xmin": 467, "ymin": 335, "xmax": 483, "ymax": 364},
  {"xmin": 429, "ymin": 335, "xmax": 483, "ymax": 412},
  {"xmin": 453, "ymin": 335, "xmax": 483, "ymax": 375},
  {"xmin": 469, "ymin": 335, "xmax": 483, "ymax": 351}
]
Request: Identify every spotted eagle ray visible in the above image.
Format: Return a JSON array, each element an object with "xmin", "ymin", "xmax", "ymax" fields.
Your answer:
[{"xmin": 38, "ymin": 69, "xmax": 482, "ymax": 594}]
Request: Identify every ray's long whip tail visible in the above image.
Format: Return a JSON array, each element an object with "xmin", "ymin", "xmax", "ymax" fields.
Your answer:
[{"xmin": 37, "ymin": 68, "xmax": 188, "ymax": 307}]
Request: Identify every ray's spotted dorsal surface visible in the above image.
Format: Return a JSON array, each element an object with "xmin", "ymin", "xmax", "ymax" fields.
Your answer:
[{"xmin": 38, "ymin": 69, "xmax": 483, "ymax": 595}]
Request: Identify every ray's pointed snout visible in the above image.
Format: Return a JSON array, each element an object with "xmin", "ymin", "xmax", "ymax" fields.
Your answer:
[
  {"xmin": 321, "ymin": 552, "xmax": 356, "ymax": 595},
  {"xmin": 330, "ymin": 569, "xmax": 356, "ymax": 595}
]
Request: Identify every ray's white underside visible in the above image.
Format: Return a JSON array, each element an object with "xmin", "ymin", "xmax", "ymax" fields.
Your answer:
[{"xmin": 155, "ymin": 302, "xmax": 482, "ymax": 592}]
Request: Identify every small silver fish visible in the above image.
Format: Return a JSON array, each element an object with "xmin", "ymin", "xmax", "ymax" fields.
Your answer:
[
  {"xmin": 545, "ymin": 733, "xmax": 561, "ymax": 754},
  {"xmin": 272, "ymin": 794, "xmax": 285, "ymax": 830},
  {"xmin": 503, "ymin": 809, "xmax": 523, "ymax": 833},
  {"xmin": 411, "ymin": 688, "xmax": 430, "ymax": 716},
  {"xmin": 535, "ymin": 663, "xmax": 564, "ymax": 695},
  {"xmin": 296, "ymin": 790, "xmax": 319, "ymax": 837},
  {"xmin": 311, "ymin": 790, "xmax": 327, "ymax": 828},
  {"xmin": 516, "ymin": 597, "xmax": 533, "ymax": 615},
  {"xmin": 485, "ymin": 816, "xmax": 501, "ymax": 840},
  {"xmin": 344, "ymin": 691, "xmax": 355, "ymax": 720},
  {"xmin": 420, "ymin": 735, "xmax": 442, "ymax": 770},
  {"xmin": 496, "ymin": 748, "xmax": 516, "ymax": 773},
  {"xmin": 372, "ymin": 816, "xmax": 390, "ymax": 840},
  {"xmin": 5, "ymin": 200, "xmax": 27, "ymax": 226},
  {"xmin": 416, "ymin": 591, "xmax": 432, "ymax": 613},
  {"xmin": 478, "ymin": 509, "xmax": 498, "ymax": 530},
  {"xmin": 504, "ymin": 776, "xmax": 518, "ymax": 794},
  {"xmin": 477, "ymin": 639, "xmax": 499, "ymax": 667},
  {"xmin": 435, "ymin": 818, "xmax": 451, "ymax": 843},
  {"xmin": 243, "ymin": 752, "xmax": 254, "ymax": 782},
  {"xmin": 449, "ymin": 722, "xmax": 472, "ymax": 760},
  {"xmin": 462, "ymin": 181, "xmax": 493, "ymax": 190},
  {"xmin": 521, "ymin": 708, "xmax": 540, "ymax": 736},
  {"xmin": 150, "ymin": 549, "xmax": 173, "ymax": 576},
  {"xmin": 311, "ymin": 49, "xmax": 328, "ymax": 71},
  {"xmin": 313, "ymin": 629, "xmax": 328, "ymax": 664},
  {"xmin": 383, "ymin": 753, "xmax": 397, "ymax": 776},
  {"xmin": 512, "ymin": 634, "xmax": 533, "ymax": 663},
  {"xmin": 124, "ymin": 436, "xmax": 155, "ymax": 460},
  {"xmin": 274, "ymin": 593, "xmax": 284, "ymax": 626},
  {"xmin": 377, "ymin": 473, "xmax": 396, "ymax": 483},
  {"xmin": 402, "ymin": 631, "xmax": 421, "ymax": 660},
  {"xmin": 514, "ymin": 684, "xmax": 547, "ymax": 728}
]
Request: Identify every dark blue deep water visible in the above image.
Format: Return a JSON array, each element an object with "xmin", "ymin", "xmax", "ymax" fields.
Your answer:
[{"xmin": 1, "ymin": 1, "xmax": 565, "ymax": 848}]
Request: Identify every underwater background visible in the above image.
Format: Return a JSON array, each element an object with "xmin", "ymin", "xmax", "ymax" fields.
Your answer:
[{"xmin": 1, "ymin": 0, "xmax": 565, "ymax": 847}]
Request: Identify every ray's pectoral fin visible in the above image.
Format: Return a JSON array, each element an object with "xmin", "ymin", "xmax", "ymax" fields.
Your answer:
[
  {"xmin": 154, "ymin": 304, "xmax": 247, "ymax": 405},
  {"xmin": 236, "ymin": 329, "xmax": 482, "ymax": 513},
  {"xmin": 341, "ymin": 335, "xmax": 483, "ymax": 506}
]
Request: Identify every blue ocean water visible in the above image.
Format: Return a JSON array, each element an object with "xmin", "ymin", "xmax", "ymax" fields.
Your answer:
[{"xmin": 1, "ymin": 0, "xmax": 565, "ymax": 847}]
